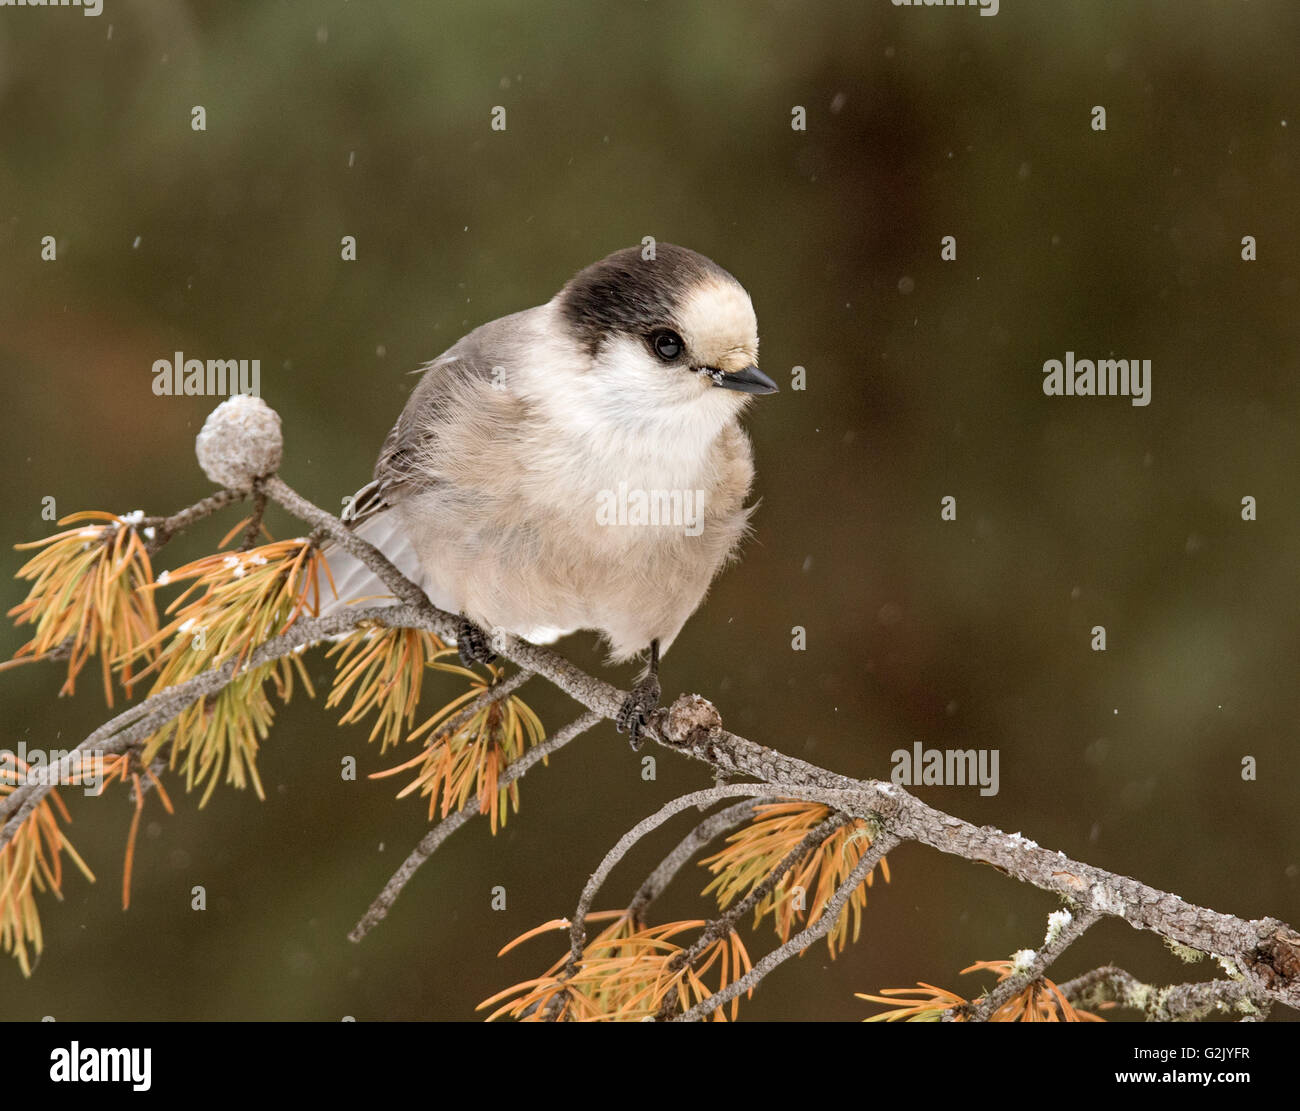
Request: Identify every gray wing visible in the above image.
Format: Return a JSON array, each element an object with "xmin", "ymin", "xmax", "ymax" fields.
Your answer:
[{"xmin": 341, "ymin": 309, "xmax": 533, "ymax": 526}]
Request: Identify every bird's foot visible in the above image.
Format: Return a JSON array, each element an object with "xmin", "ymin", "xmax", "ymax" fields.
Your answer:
[
  {"xmin": 456, "ymin": 616, "xmax": 497, "ymax": 668},
  {"xmin": 616, "ymin": 674, "xmax": 661, "ymax": 751}
]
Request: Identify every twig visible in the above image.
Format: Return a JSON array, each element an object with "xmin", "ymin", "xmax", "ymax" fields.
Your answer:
[
  {"xmin": 655, "ymin": 811, "xmax": 853, "ymax": 1020},
  {"xmin": 239, "ymin": 483, "xmax": 269, "ymax": 551},
  {"xmin": 425, "ymin": 668, "xmax": 535, "ymax": 745},
  {"xmin": 956, "ymin": 907, "xmax": 1098, "ymax": 1022},
  {"xmin": 142, "ymin": 489, "xmax": 244, "ymax": 554},
  {"xmin": 1057, "ymin": 964, "xmax": 1271, "ymax": 1022},
  {"xmin": 348, "ymin": 709, "xmax": 603, "ymax": 941},
  {"xmin": 565, "ymin": 784, "xmax": 863, "ymax": 973},
  {"xmin": 673, "ymin": 830, "xmax": 901, "ymax": 1022},
  {"xmin": 627, "ymin": 799, "xmax": 767, "ymax": 925}
]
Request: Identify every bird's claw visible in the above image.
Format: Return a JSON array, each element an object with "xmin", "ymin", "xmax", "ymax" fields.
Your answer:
[
  {"xmin": 456, "ymin": 617, "xmax": 497, "ymax": 668},
  {"xmin": 616, "ymin": 676, "xmax": 661, "ymax": 751}
]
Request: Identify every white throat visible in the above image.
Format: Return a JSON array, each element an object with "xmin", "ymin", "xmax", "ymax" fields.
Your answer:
[{"xmin": 518, "ymin": 303, "xmax": 746, "ymax": 489}]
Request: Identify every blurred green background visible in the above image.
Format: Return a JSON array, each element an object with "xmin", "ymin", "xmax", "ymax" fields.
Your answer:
[{"xmin": 2, "ymin": 0, "xmax": 1298, "ymax": 1021}]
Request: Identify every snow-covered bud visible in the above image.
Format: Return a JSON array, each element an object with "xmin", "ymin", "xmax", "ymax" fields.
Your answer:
[{"xmin": 195, "ymin": 396, "xmax": 282, "ymax": 491}]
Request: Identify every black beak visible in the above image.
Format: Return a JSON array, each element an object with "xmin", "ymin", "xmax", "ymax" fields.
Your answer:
[{"xmin": 713, "ymin": 365, "xmax": 779, "ymax": 395}]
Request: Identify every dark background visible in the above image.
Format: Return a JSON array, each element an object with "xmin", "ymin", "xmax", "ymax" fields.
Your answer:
[{"xmin": 2, "ymin": 0, "xmax": 1297, "ymax": 1021}]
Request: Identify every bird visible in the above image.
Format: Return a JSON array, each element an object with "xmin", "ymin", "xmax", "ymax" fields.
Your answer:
[{"xmin": 322, "ymin": 244, "xmax": 778, "ymax": 746}]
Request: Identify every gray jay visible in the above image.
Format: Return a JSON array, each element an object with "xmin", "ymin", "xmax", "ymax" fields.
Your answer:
[{"xmin": 323, "ymin": 244, "xmax": 777, "ymax": 746}]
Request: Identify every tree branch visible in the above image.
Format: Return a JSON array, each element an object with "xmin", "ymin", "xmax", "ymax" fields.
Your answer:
[
  {"xmin": 10, "ymin": 457, "xmax": 1300, "ymax": 1018},
  {"xmin": 1056, "ymin": 964, "xmax": 1271, "ymax": 1022},
  {"xmin": 0, "ymin": 603, "xmax": 428, "ymax": 847}
]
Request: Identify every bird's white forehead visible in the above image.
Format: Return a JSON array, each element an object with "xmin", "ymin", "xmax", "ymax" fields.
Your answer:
[{"xmin": 675, "ymin": 277, "xmax": 758, "ymax": 369}]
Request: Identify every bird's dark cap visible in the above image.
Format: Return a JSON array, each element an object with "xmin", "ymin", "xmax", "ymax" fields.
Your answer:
[{"xmin": 557, "ymin": 244, "xmax": 741, "ymax": 355}]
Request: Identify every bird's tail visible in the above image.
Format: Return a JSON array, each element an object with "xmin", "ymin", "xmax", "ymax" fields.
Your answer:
[{"xmin": 315, "ymin": 510, "xmax": 426, "ymax": 619}]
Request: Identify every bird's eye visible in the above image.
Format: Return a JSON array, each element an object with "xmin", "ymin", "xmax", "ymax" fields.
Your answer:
[{"xmin": 650, "ymin": 329, "xmax": 685, "ymax": 362}]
